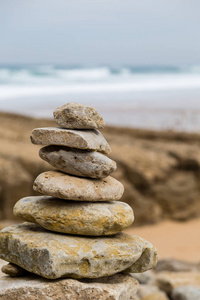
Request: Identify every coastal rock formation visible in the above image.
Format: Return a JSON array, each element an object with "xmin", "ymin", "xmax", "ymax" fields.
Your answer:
[{"xmin": 2, "ymin": 111, "xmax": 200, "ymax": 225}]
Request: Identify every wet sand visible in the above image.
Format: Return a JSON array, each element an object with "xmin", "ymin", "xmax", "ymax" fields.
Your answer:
[{"xmin": 125, "ymin": 219, "xmax": 200, "ymax": 262}]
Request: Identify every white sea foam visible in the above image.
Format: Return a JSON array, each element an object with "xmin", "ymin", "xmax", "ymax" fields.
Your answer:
[
  {"xmin": 1, "ymin": 74, "xmax": 200, "ymax": 100},
  {"xmin": 1, "ymin": 65, "xmax": 200, "ymax": 131}
]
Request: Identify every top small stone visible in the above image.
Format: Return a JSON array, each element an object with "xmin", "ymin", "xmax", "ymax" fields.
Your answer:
[{"xmin": 53, "ymin": 103, "xmax": 105, "ymax": 129}]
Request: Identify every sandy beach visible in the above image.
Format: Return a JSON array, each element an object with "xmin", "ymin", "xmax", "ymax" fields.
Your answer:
[{"xmin": 125, "ymin": 219, "xmax": 200, "ymax": 262}]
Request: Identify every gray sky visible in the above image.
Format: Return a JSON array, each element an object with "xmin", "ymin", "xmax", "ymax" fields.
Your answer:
[{"xmin": 0, "ymin": 0, "xmax": 200, "ymax": 66}]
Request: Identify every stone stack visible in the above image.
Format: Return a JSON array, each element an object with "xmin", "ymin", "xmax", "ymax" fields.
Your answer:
[{"xmin": 0, "ymin": 103, "xmax": 157, "ymax": 298}]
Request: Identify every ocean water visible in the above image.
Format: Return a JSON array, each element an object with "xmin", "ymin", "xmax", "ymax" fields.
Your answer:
[{"xmin": 1, "ymin": 64, "xmax": 200, "ymax": 132}]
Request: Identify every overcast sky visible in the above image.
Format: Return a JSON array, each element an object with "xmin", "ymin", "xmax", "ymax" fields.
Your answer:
[{"xmin": 0, "ymin": 0, "xmax": 200, "ymax": 66}]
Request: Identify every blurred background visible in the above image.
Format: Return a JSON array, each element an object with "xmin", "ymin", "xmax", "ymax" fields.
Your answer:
[
  {"xmin": 1, "ymin": 0, "xmax": 200, "ymax": 266},
  {"xmin": 1, "ymin": 0, "xmax": 200, "ymax": 130}
]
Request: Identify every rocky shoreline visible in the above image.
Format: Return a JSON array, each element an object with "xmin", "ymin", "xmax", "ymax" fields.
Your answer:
[{"xmin": 1, "ymin": 111, "xmax": 200, "ymax": 225}]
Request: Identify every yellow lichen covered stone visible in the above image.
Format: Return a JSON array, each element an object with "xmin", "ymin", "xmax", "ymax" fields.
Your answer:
[
  {"xmin": 13, "ymin": 196, "xmax": 134, "ymax": 236},
  {"xmin": 0, "ymin": 223, "xmax": 157, "ymax": 279}
]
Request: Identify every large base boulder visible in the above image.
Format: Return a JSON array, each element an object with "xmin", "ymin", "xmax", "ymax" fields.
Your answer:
[
  {"xmin": 0, "ymin": 223, "xmax": 157, "ymax": 279},
  {"xmin": 0, "ymin": 272, "xmax": 139, "ymax": 300}
]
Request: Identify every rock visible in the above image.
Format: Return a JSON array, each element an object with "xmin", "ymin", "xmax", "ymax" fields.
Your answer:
[
  {"xmin": 1, "ymin": 263, "xmax": 27, "ymax": 277},
  {"xmin": 0, "ymin": 223, "xmax": 157, "ymax": 279},
  {"xmin": 155, "ymin": 258, "xmax": 200, "ymax": 273},
  {"xmin": 30, "ymin": 127, "xmax": 111, "ymax": 154},
  {"xmin": 33, "ymin": 170, "xmax": 124, "ymax": 202},
  {"xmin": 4, "ymin": 112, "xmax": 200, "ymax": 225},
  {"xmin": 39, "ymin": 145, "xmax": 116, "ymax": 178},
  {"xmin": 166, "ymin": 142, "xmax": 200, "ymax": 170},
  {"xmin": 14, "ymin": 196, "xmax": 134, "ymax": 236},
  {"xmin": 0, "ymin": 259, "xmax": 6, "ymax": 278},
  {"xmin": 53, "ymin": 102, "xmax": 105, "ymax": 129},
  {"xmin": 113, "ymin": 167, "xmax": 163, "ymax": 225},
  {"xmin": 123, "ymin": 238, "xmax": 158, "ymax": 273},
  {"xmin": 152, "ymin": 171, "xmax": 200, "ymax": 221},
  {"xmin": 156, "ymin": 272, "xmax": 200, "ymax": 294},
  {"xmin": 137, "ymin": 284, "xmax": 169, "ymax": 300},
  {"xmin": 171, "ymin": 286, "xmax": 200, "ymax": 300},
  {"xmin": 132, "ymin": 270, "xmax": 155, "ymax": 284},
  {"xmin": 0, "ymin": 113, "xmax": 54, "ymax": 221},
  {"xmin": 108, "ymin": 137, "xmax": 177, "ymax": 189},
  {"xmin": 0, "ymin": 273, "xmax": 139, "ymax": 300},
  {"xmin": 140, "ymin": 294, "xmax": 168, "ymax": 300},
  {"xmin": 0, "ymin": 157, "xmax": 34, "ymax": 221}
]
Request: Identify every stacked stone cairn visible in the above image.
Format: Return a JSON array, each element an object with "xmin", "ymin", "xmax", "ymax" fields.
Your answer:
[{"xmin": 0, "ymin": 103, "xmax": 157, "ymax": 298}]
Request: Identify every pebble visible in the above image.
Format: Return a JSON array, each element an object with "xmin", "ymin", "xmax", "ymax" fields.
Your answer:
[
  {"xmin": 171, "ymin": 286, "xmax": 200, "ymax": 300},
  {"xmin": 33, "ymin": 170, "xmax": 124, "ymax": 202},
  {"xmin": 1, "ymin": 263, "xmax": 27, "ymax": 277},
  {"xmin": 30, "ymin": 127, "xmax": 111, "ymax": 154},
  {"xmin": 53, "ymin": 102, "xmax": 105, "ymax": 129},
  {"xmin": 39, "ymin": 145, "xmax": 116, "ymax": 178}
]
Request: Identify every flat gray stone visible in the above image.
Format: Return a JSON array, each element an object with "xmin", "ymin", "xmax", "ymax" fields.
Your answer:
[
  {"xmin": 53, "ymin": 102, "xmax": 105, "ymax": 129},
  {"xmin": 30, "ymin": 127, "xmax": 111, "ymax": 154},
  {"xmin": 33, "ymin": 170, "xmax": 124, "ymax": 202},
  {"xmin": 132, "ymin": 270, "xmax": 154, "ymax": 284},
  {"xmin": 0, "ymin": 223, "xmax": 157, "ymax": 279},
  {"xmin": 0, "ymin": 272, "xmax": 138, "ymax": 300},
  {"xmin": 39, "ymin": 145, "xmax": 116, "ymax": 178},
  {"xmin": 156, "ymin": 272, "xmax": 200, "ymax": 294},
  {"xmin": 13, "ymin": 196, "xmax": 134, "ymax": 236},
  {"xmin": 155, "ymin": 258, "xmax": 200, "ymax": 273},
  {"xmin": 172, "ymin": 286, "xmax": 200, "ymax": 300}
]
